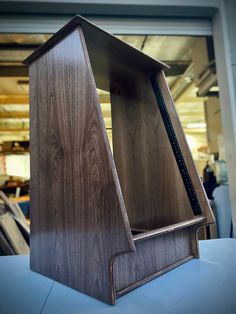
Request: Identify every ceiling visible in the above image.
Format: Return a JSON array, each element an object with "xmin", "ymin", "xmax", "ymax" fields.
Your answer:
[{"xmin": 0, "ymin": 33, "xmax": 208, "ymax": 158}]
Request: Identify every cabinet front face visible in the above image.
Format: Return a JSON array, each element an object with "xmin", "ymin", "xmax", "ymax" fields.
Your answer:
[{"xmin": 113, "ymin": 227, "xmax": 194, "ymax": 297}]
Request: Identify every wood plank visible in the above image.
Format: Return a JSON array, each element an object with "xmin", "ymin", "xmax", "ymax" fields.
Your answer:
[
  {"xmin": 0, "ymin": 191, "xmax": 28, "ymax": 226},
  {"xmin": 133, "ymin": 216, "xmax": 206, "ymax": 242},
  {"xmin": 0, "ymin": 111, "xmax": 29, "ymax": 119},
  {"xmin": 29, "ymin": 27, "xmax": 134, "ymax": 305},
  {"xmin": 0, "ymin": 95, "xmax": 29, "ymax": 105},
  {"xmin": 0, "ymin": 128, "xmax": 29, "ymax": 132},
  {"xmin": 0, "ymin": 213, "xmax": 29, "ymax": 255},
  {"xmin": 0, "ymin": 228, "xmax": 15, "ymax": 255},
  {"xmin": 13, "ymin": 215, "xmax": 30, "ymax": 245}
]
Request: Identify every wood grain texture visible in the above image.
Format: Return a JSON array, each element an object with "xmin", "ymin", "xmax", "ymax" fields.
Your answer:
[
  {"xmin": 111, "ymin": 77, "xmax": 195, "ymax": 230},
  {"xmin": 0, "ymin": 172, "xmax": 30, "ymax": 247},
  {"xmin": 0, "ymin": 191, "xmax": 28, "ymax": 226},
  {"xmin": 29, "ymin": 27, "xmax": 134, "ymax": 304},
  {"xmin": 156, "ymin": 71, "xmax": 215, "ymax": 226},
  {"xmin": 0, "ymin": 213, "xmax": 29, "ymax": 255},
  {"xmin": 116, "ymin": 255, "xmax": 194, "ymax": 298},
  {"xmin": 26, "ymin": 16, "xmax": 215, "ymax": 305},
  {"xmin": 0, "ymin": 228, "xmax": 15, "ymax": 255},
  {"xmin": 113, "ymin": 227, "xmax": 193, "ymax": 294},
  {"xmin": 13, "ymin": 215, "xmax": 30, "ymax": 245},
  {"xmin": 132, "ymin": 216, "xmax": 206, "ymax": 242}
]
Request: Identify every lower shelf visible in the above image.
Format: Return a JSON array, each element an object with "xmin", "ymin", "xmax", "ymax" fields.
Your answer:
[{"xmin": 113, "ymin": 219, "xmax": 203, "ymax": 299}]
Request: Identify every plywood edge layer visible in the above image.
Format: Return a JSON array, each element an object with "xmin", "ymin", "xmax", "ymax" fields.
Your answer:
[{"xmin": 133, "ymin": 216, "xmax": 206, "ymax": 242}]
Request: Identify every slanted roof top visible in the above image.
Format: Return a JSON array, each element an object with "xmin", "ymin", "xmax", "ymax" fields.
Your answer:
[{"xmin": 24, "ymin": 15, "xmax": 168, "ymax": 90}]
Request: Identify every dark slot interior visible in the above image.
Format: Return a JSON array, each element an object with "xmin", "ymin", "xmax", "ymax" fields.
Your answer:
[{"xmin": 131, "ymin": 228, "xmax": 150, "ymax": 236}]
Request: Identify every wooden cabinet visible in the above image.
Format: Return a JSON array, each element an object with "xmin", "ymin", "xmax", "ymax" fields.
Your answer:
[{"xmin": 24, "ymin": 15, "xmax": 215, "ymax": 305}]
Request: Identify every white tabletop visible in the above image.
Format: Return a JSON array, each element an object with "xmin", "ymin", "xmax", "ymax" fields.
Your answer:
[{"xmin": 0, "ymin": 238, "xmax": 236, "ymax": 314}]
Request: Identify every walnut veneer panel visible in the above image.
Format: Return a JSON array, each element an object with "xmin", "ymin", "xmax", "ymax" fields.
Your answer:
[
  {"xmin": 113, "ymin": 227, "xmax": 193, "ymax": 294},
  {"xmin": 29, "ymin": 27, "xmax": 134, "ymax": 304},
  {"xmin": 111, "ymin": 77, "xmax": 194, "ymax": 230},
  {"xmin": 25, "ymin": 15, "xmax": 215, "ymax": 305}
]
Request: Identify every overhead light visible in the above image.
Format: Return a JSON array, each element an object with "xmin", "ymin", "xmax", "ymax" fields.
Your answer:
[
  {"xmin": 209, "ymin": 86, "xmax": 219, "ymax": 92},
  {"xmin": 186, "ymin": 122, "xmax": 206, "ymax": 129},
  {"xmin": 184, "ymin": 76, "xmax": 192, "ymax": 83}
]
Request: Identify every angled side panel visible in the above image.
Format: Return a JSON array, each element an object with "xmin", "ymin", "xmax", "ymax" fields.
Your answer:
[
  {"xmin": 111, "ymin": 77, "xmax": 195, "ymax": 230},
  {"xmin": 29, "ymin": 27, "xmax": 134, "ymax": 304},
  {"xmin": 155, "ymin": 71, "xmax": 215, "ymax": 225}
]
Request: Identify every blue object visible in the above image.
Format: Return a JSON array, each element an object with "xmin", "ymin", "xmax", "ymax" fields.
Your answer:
[
  {"xmin": 215, "ymin": 160, "xmax": 228, "ymax": 184},
  {"xmin": 18, "ymin": 201, "xmax": 30, "ymax": 218},
  {"xmin": 213, "ymin": 185, "xmax": 232, "ymax": 238},
  {"xmin": 0, "ymin": 239, "xmax": 236, "ymax": 314}
]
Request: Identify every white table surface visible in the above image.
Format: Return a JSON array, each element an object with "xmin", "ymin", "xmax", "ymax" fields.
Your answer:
[{"xmin": 0, "ymin": 238, "xmax": 236, "ymax": 314}]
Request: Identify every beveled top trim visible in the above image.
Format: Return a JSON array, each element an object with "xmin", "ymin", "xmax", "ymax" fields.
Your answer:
[{"xmin": 23, "ymin": 15, "xmax": 168, "ymax": 72}]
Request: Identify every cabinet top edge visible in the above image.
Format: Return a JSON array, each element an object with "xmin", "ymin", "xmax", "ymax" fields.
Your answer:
[{"xmin": 23, "ymin": 15, "xmax": 168, "ymax": 72}]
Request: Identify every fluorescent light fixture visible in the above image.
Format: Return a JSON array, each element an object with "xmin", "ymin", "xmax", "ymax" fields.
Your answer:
[
  {"xmin": 209, "ymin": 86, "xmax": 219, "ymax": 92},
  {"xmin": 184, "ymin": 76, "xmax": 192, "ymax": 83},
  {"xmin": 5, "ymin": 154, "xmax": 30, "ymax": 179},
  {"xmin": 186, "ymin": 122, "xmax": 206, "ymax": 129}
]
